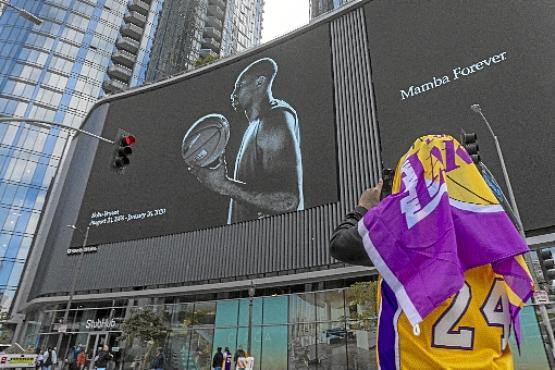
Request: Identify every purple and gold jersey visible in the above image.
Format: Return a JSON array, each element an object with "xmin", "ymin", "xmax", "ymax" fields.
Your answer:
[
  {"xmin": 377, "ymin": 265, "xmax": 514, "ymax": 369},
  {"xmin": 359, "ymin": 135, "xmax": 533, "ymax": 369}
]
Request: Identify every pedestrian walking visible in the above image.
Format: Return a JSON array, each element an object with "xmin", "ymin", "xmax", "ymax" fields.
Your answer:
[
  {"xmin": 235, "ymin": 354, "xmax": 247, "ymax": 370},
  {"xmin": 233, "ymin": 347, "xmax": 245, "ymax": 368},
  {"xmin": 94, "ymin": 345, "xmax": 113, "ymax": 370},
  {"xmin": 223, "ymin": 347, "xmax": 232, "ymax": 370},
  {"xmin": 43, "ymin": 347, "xmax": 53, "ymax": 370},
  {"xmin": 76, "ymin": 347, "xmax": 86, "ymax": 370},
  {"xmin": 211, "ymin": 347, "xmax": 223, "ymax": 370},
  {"xmin": 35, "ymin": 348, "xmax": 44, "ymax": 370},
  {"xmin": 245, "ymin": 353, "xmax": 254, "ymax": 370},
  {"xmin": 150, "ymin": 348, "xmax": 164, "ymax": 370},
  {"xmin": 51, "ymin": 347, "xmax": 58, "ymax": 370}
]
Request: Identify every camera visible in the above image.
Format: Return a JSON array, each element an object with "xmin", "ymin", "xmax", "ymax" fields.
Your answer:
[{"xmin": 380, "ymin": 168, "xmax": 394, "ymax": 200}]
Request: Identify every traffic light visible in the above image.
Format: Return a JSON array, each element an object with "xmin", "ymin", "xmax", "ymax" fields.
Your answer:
[
  {"xmin": 111, "ymin": 130, "xmax": 135, "ymax": 171},
  {"xmin": 538, "ymin": 248, "xmax": 555, "ymax": 291},
  {"xmin": 461, "ymin": 132, "xmax": 480, "ymax": 164}
]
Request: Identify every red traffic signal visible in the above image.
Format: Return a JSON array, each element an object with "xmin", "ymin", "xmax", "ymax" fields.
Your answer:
[
  {"xmin": 112, "ymin": 131, "xmax": 135, "ymax": 171},
  {"xmin": 121, "ymin": 135, "xmax": 136, "ymax": 146}
]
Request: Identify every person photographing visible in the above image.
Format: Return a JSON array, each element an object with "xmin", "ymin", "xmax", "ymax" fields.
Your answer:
[{"xmin": 330, "ymin": 134, "xmax": 533, "ymax": 369}]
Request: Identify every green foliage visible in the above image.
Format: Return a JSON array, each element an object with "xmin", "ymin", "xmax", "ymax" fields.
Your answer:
[
  {"xmin": 121, "ymin": 309, "xmax": 169, "ymax": 345},
  {"xmin": 0, "ymin": 326, "xmax": 13, "ymax": 344},
  {"xmin": 193, "ymin": 54, "xmax": 219, "ymax": 67},
  {"xmin": 345, "ymin": 281, "xmax": 378, "ymax": 331}
]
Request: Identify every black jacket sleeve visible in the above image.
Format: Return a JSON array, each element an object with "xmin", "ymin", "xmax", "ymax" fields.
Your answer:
[{"xmin": 329, "ymin": 206, "xmax": 373, "ymax": 267}]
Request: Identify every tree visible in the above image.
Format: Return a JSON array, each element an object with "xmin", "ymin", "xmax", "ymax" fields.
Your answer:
[
  {"xmin": 121, "ymin": 309, "xmax": 169, "ymax": 370},
  {"xmin": 0, "ymin": 325, "xmax": 13, "ymax": 344},
  {"xmin": 193, "ymin": 54, "xmax": 219, "ymax": 68},
  {"xmin": 345, "ymin": 281, "xmax": 378, "ymax": 330}
]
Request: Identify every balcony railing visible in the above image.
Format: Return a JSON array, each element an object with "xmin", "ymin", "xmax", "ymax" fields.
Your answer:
[
  {"xmin": 124, "ymin": 11, "xmax": 147, "ymax": 27},
  {"xmin": 201, "ymin": 37, "xmax": 221, "ymax": 52},
  {"xmin": 111, "ymin": 50, "xmax": 136, "ymax": 68},
  {"xmin": 199, "ymin": 48, "xmax": 219, "ymax": 59},
  {"xmin": 121, "ymin": 23, "xmax": 144, "ymax": 40},
  {"xmin": 205, "ymin": 15, "xmax": 223, "ymax": 29},
  {"xmin": 208, "ymin": 0, "xmax": 225, "ymax": 11},
  {"xmin": 207, "ymin": 5, "xmax": 224, "ymax": 18},
  {"xmin": 128, "ymin": 0, "xmax": 150, "ymax": 16},
  {"xmin": 116, "ymin": 37, "xmax": 140, "ymax": 54},
  {"xmin": 102, "ymin": 78, "xmax": 129, "ymax": 94},
  {"xmin": 108, "ymin": 63, "xmax": 133, "ymax": 82},
  {"xmin": 203, "ymin": 26, "xmax": 222, "ymax": 40}
]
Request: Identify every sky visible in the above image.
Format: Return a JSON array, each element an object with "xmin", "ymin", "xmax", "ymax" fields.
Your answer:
[{"xmin": 261, "ymin": 0, "xmax": 310, "ymax": 43}]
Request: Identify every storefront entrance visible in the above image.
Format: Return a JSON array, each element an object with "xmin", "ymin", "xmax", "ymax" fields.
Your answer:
[{"xmin": 85, "ymin": 332, "xmax": 123, "ymax": 370}]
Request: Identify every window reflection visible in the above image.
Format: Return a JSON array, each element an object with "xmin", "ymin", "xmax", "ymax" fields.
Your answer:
[
  {"xmin": 25, "ymin": 284, "xmax": 382, "ymax": 370},
  {"xmin": 346, "ymin": 320, "xmax": 376, "ymax": 370}
]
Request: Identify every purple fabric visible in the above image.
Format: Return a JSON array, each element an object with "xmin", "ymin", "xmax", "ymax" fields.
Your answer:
[
  {"xmin": 359, "ymin": 135, "xmax": 533, "ymax": 336},
  {"xmin": 378, "ymin": 280, "xmax": 399, "ymax": 370},
  {"xmin": 451, "ymin": 207, "xmax": 528, "ymax": 268}
]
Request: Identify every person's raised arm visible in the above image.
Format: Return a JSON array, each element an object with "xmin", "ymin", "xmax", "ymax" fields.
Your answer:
[{"xmin": 330, "ymin": 180, "xmax": 383, "ymax": 267}]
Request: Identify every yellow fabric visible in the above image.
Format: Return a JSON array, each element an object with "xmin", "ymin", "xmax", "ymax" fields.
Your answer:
[
  {"xmin": 377, "ymin": 265, "xmax": 514, "ymax": 370},
  {"xmin": 391, "ymin": 135, "xmax": 498, "ymax": 205}
]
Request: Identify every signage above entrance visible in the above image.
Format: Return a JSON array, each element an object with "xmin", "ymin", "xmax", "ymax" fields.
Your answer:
[{"xmin": 85, "ymin": 318, "xmax": 119, "ymax": 330}]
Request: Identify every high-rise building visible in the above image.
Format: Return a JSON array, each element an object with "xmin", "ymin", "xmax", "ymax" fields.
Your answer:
[
  {"xmin": 220, "ymin": 0, "xmax": 264, "ymax": 57},
  {"xmin": 145, "ymin": 0, "xmax": 264, "ymax": 83},
  {"xmin": 0, "ymin": 0, "xmax": 162, "ymax": 320},
  {"xmin": 309, "ymin": 0, "xmax": 354, "ymax": 19},
  {"xmin": 144, "ymin": 0, "xmax": 208, "ymax": 82},
  {"xmin": 0, "ymin": 0, "xmax": 264, "ymax": 322},
  {"xmin": 103, "ymin": 0, "xmax": 168, "ymax": 93}
]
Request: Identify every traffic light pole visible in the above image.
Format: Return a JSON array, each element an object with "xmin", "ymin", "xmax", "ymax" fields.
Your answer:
[
  {"xmin": 0, "ymin": 117, "xmax": 114, "ymax": 144},
  {"xmin": 471, "ymin": 104, "xmax": 555, "ymax": 359},
  {"xmin": 55, "ymin": 225, "xmax": 90, "ymax": 355}
]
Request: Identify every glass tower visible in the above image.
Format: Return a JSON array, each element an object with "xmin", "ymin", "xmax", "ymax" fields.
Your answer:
[
  {"xmin": 0, "ymin": 0, "xmax": 162, "ymax": 318},
  {"xmin": 309, "ymin": 0, "xmax": 354, "ymax": 19},
  {"xmin": 145, "ymin": 0, "xmax": 264, "ymax": 83}
]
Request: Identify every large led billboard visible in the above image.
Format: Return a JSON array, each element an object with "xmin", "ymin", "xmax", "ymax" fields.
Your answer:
[
  {"xmin": 74, "ymin": 26, "xmax": 338, "ymax": 246},
  {"xmin": 365, "ymin": 0, "xmax": 555, "ymax": 232}
]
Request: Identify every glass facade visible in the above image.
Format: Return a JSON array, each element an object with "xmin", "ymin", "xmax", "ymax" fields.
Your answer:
[
  {"xmin": 0, "ymin": 0, "xmax": 132, "ymax": 316},
  {"xmin": 20, "ymin": 281, "xmax": 550, "ymax": 369},
  {"xmin": 309, "ymin": 0, "xmax": 355, "ymax": 19},
  {"xmin": 220, "ymin": 0, "xmax": 264, "ymax": 57},
  {"xmin": 0, "ymin": 0, "xmax": 260, "ymax": 319},
  {"xmin": 145, "ymin": 0, "xmax": 264, "ymax": 83},
  {"xmin": 23, "ymin": 284, "xmax": 379, "ymax": 370}
]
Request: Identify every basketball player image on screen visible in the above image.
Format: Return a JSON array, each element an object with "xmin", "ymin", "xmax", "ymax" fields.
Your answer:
[{"xmin": 185, "ymin": 57, "xmax": 304, "ymax": 223}]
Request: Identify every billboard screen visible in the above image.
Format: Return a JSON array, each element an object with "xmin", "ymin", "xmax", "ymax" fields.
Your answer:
[
  {"xmin": 74, "ymin": 25, "xmax": 338, "ymax": 246},
  {"xmin": 365, "ymin": 0, "xmax": 555, "ymax": 231}
]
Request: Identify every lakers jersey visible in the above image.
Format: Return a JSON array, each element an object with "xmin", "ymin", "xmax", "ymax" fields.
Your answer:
[{"xmin": 377, "ymin": 265, "xmax": 514, "ymax": 370}]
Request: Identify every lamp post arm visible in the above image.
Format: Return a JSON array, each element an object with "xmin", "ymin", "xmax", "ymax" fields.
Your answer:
[{"xmin": 0, "ymin": 117, "xmax": 114, "ymax": 144}]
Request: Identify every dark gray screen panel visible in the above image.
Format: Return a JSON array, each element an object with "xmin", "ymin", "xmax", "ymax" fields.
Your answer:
[
  {"xmin": 31, "ymin": 11, "xmax": 380, "ymax": 298},
  {"xmin": 73, "ymin": 25, "xmax": 339, "ymax": 247},
  {"xmin": 365, "ymin": 0, "xmax": 555, "ymax": 232}
]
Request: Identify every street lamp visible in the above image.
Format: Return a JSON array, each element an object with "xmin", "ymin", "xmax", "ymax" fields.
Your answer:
[
  {"xmin": 55, "ymin": 225, "xmax": 90, "ymax": 352},
  {"xmin": 470, "ymin": 104, "xmax": 524, "ymax": 232},
  {"xmin": 247, "ymin": 281, "xmax": 255, "ymax": 355},
  {"xmin": 0, "ymin": 0, "xmax": 43, "ymax": 25},
  {"xmin": 471, "ymin": 103, "xmax": 555, "ymax": 358}
]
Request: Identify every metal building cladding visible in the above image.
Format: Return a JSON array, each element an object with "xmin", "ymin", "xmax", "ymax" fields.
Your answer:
[{"xmin": 10, "ymin": 1, "xmax": 555, "ymax": 369}]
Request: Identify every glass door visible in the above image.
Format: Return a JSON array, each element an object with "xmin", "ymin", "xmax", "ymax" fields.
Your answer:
[{"xmin": 86, "ymin": 332, "xmax": 108, "ymax": 369}]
